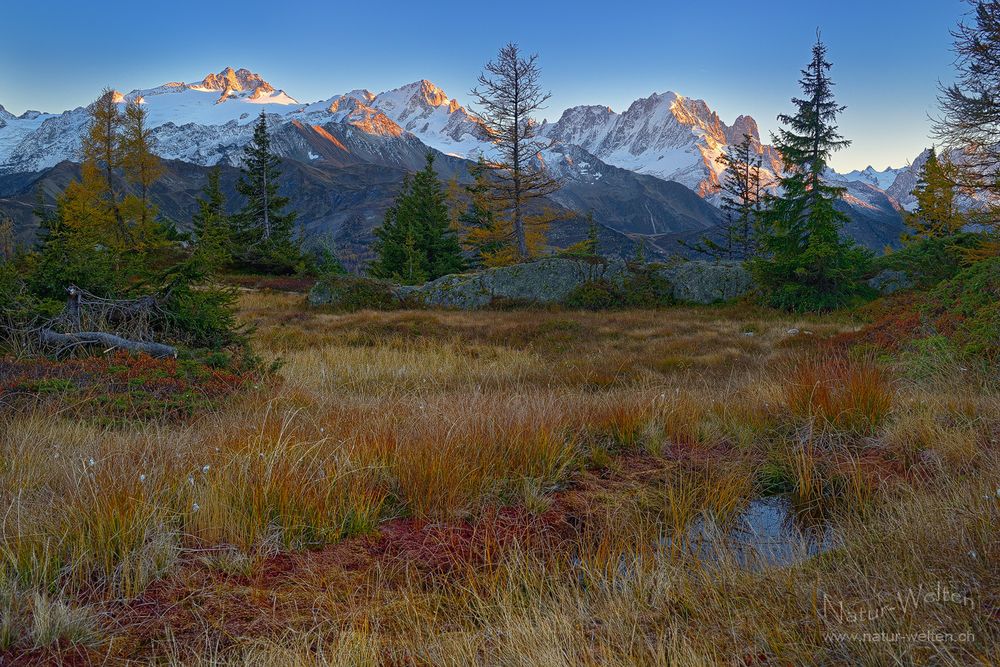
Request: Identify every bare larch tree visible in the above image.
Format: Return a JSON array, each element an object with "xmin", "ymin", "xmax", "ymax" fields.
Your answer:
[
  {"xmin": 471, "ymin": 43, "xmax": 560, "ymax": 260},
  {"xmin": 934, "ymin": 0, "xmax": 1000, "ymax": 201}
]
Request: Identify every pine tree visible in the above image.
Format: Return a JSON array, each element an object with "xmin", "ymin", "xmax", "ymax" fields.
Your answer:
[
  {"xmin": 233, "ymin": 111, "xmax": 300, "ymax": 274},
  {"xmin": 192, "ymin": 166, "xmax": 232, "ymax": 271},
  {"xmin": 904, "ymin": 148, "xmax": 965, "ymax": 241},
  {"xmin": 470, "ymin": 43, "xmax": 561, "ymax": 261},
  {"xmin": 750, "ymin": 35, "xmax": 870, "ymax": 312},
  {"xmin": 371, "ymin": 153, "xmax": 466, "ymax": 284}
]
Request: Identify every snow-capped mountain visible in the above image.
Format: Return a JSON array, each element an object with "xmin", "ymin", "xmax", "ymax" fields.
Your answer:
[
  {"xmin": 0, "ymin": 66, "xmax": 915, "ymax": 253},
  {"xmin": 830, "ymin": 165, "xmax": 902, "ymax": 191},
  {"xmin": 538, "ymin": 93, "xmax": 784, "ymax": 198},
  {"xmin": 0, "ymin": 66, "xmax": 903, "ymax": 202},
  {"xmin": 367, "ymin": 80, "xmax": 484, "ymax": 157},
  {"xmin": 0, "ymin": 68, "xmax": 489, "ymax": 175}
]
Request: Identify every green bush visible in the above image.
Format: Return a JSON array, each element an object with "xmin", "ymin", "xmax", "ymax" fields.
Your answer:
[
  {"xmin": 563, "ymin": 280, "xmax": 621, "ymax": 310},
  {"xmin": 563, "ymin": 269, "xmax": 675, "ymax": 311},
  {"xmin": 160, "ymin": 281, "xmax": 244, "ymax": 350},
  {"xmin": 621, "ymin": 267, "xmax": 675, "ymax": 308},
  {"xmin": 875, "ymin": 232, "xmax": 986, "ymax": 288},
  {"xmin": 923, "ymin": 256, "xmax": 999, "ymax": 362},
  {"xmin": 310, "ymin": 275, "xmax": 399, "ymax": 312}
]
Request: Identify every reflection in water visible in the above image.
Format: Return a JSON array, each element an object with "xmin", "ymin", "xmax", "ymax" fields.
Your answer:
[{"xmin": 666, "ymin": 495, "xmax": 835, "ymax": 569}]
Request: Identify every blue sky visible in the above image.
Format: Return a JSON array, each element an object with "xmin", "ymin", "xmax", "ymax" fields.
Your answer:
[{"xmin": 1, "ymin": 0, "xmax": 967, "ymax": 172}]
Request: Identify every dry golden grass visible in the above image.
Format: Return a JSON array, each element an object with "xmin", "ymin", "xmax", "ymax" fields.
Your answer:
[{"xmin": 0, "ymin": 292, "xmax": 996, "ymax": 664}]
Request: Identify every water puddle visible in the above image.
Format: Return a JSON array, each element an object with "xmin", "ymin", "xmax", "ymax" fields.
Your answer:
[{"xmin": 666, "ymin": 495, "xmax": 836, "ymax": 569}]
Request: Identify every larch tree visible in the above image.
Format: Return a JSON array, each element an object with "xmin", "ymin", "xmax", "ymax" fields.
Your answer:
[
  {"xmin": 683, "ymin": 133, "xmax": 763, "ymax": 260},
  {"xmin": 750, "ymin": 34, "xmax": 871, "ymax": 312},
  {"xmin": 81, "ymin": 88, "xmax": 127, "ymax": 244},
  {"xmin": 121, "ymin": 98, "xmax": 163, "ymax": 236},
  {"xmin": 933, "ymin": 0, "xmax": 1000, "ymax": 257},
  {"xmin": 470, "ymin": 43, "xmax": 560, "ymax": 261},
  {"xmin": 904, "ymin": 148, "xmax": 966, "ymax": 241},
  {"xmin": 233, "ymin": 111, "xmax": 300, "ymax": 273}
]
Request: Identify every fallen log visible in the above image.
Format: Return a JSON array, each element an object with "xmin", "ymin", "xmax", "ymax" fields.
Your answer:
[{"xmin": 39, "ymin": 329, "xmax": 177, "ymax": 359}]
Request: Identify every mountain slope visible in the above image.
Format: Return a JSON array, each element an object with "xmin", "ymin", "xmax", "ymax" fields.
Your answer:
[{"xmin": 0, "ymin": 66, "xmax": 912, "ymax": 256}]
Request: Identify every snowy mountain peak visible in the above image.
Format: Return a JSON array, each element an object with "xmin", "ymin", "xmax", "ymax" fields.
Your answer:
[
  {"xmin": 375, "ymin": 80, "xmax": 460, "ymax": 116},
  {"xmin": 540, "ymin": 90, "xmax": 782, "ymax": 196},
  {"xmin": 0, "ymin": 105, "xmax": 14, "ymax": 122},
  {"xmin": 196, "ymin": 67, "xmax": 272, "ymax": 94},
  {"xmin": 368, "ymin": 80, "xmax": 483, "ymax": 156}
]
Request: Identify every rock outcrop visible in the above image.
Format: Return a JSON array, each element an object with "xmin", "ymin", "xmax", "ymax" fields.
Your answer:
[
  {"xmin": 308, "ymin": 257, "xmax": 754, "ymax": 311},
  {"xmin": 659, "ymin": 261, "xmax": 753, "ymax": 304}
]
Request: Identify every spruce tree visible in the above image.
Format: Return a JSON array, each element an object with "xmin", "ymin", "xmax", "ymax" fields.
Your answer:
[
  {"xmin": 192, "ymin": 166, "xmax": 232, "ymax": 271},
  {"xmin": 371, "ymin": 153, "xmax": 465, "ymax": 284},
  {"xmin": 904, "ymin": 148, "xmax": 965, "ymax": 241},
  {"xmin": 750, "ymin": 35, "xmax": 870, "ymax": 312},
  {"xmin": 233, "ymin": 111, "xmax": 300, "ymax": 274},
  {"xmin": 371, "ymin": 177, "xmax": 428, "ymax": 285}
]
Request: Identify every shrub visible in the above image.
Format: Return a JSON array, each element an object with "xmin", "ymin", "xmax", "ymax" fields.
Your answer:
[
  {"xmin": 563, "ymin": 279, "xmax": 620, "ymax": 310},
  {"xmin": 160, "ymin": 281, "xmax": 244, "ymax": 350},
  {"xmin": 621, "ymin": 267, "xmax": 674, "ymax": 307},
  {"xmin": 309, "ymin": 275, "xmax": 399, "ymax": 312},
  {"xmin": 923, "ymin": 256, "xmax": 999, "ymax": 362},
  {"xmin": 563, "ymin": 269, "xmax": 673, "ymax": 311},
  {"xmin": 874, "ymin": 232, "xmax": 986, "ymax": 288}
]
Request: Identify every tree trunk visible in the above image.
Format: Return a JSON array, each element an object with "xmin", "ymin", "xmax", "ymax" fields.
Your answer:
[{"xmin": 39, "ymin": 329, "xmax": 177, "ymax": 358}]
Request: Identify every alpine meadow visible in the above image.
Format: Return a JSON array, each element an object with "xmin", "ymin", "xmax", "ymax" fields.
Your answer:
[{"xmin": 0, "ymin": 1, "xmax": 998, "ymax": 665}]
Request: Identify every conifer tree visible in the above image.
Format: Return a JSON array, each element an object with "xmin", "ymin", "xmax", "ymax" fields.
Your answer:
[
  {"xmin": 121, "ymin": 98, "xmax": 163, "ymax": 235},
  {"xmin": 586, "ymin": 211, "xmax": 600, "ymax": 256},
  {"xmin": 563, "ymin": 210, "xmax": 601, "ymax": 257},
  {"xmin": 750, "ymin": 35, "xmax": 870, "ymax": 312},
  {"xmin": 685, "ymin": 134, "xmax": 763, "ymax": 260},
  {"xmin": 459, "ymin": 157, "xmax": 509, "ymax": 267},
  {"xmin": 81, "ymin": 88, "xmax": 127, "ymax": 244},
  {"xmin": 371, "ymin": 154, "xmax": 465, "ymax": 284},
  {"xmin": 471, "ymin": 43, "xmax": 561, "ymax": 260},
  {"xmin": 32, "ymin": 91, "xmax": 172, "ymax": 296},
  {"xmin": 192, "ymin": 166, "xmax": 232, "ymax": 271},
  {"xmin": 934, "ymin": 0, "xmax": 1000, "ymax": 199},
  {"xmin": 233, "ymin": 111, "xmax": 300, "ymax": 273},
  {"xmin": 904, "ymin": 148, "xmax": 965, "ymax": 241},
  {"xmin": 0, "ymin": 212, "xmax": 13, "ymax": 261}
]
